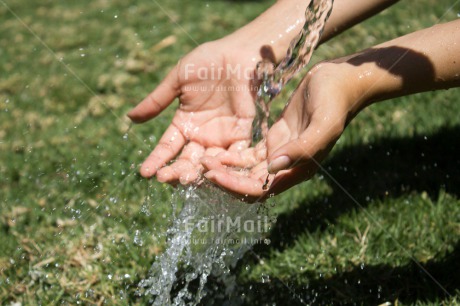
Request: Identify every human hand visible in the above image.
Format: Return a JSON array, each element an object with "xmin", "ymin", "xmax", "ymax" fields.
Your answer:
[
  {"xmin": 127, "ymin": 0, "xmax": 408, "ymax": 187},
  {"xmin": 127, "ymin": 38, "xmax": 262, "ymax": 184},
  {"xmin": 202, "ymin": 62, "xmax": 363, "ymax": 201},
  {"xmin": 127, "ymin": 0, "xmax": 317, "ymax": 185}
]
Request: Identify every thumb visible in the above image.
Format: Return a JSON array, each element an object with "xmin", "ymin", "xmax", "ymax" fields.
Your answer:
[
  {"xmin": 127, "ymin": 65, "xmax": 180, "ymax": 123},
  {"xmin": 267, "ymin": 119, "xmax": 343, "ymax": 174}
]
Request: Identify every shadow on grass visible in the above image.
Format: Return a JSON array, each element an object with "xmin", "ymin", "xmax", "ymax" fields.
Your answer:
[
  {"xmin": 131, "ymin": 126, "xmax": 460, "ymax": 305},
  {"xmin": 235, "ymin": 241, "xmax": 460, "ymax": 305},
  {"xmin": 235, "ymin": 125, "xmax": 460, "ymax": 304},
  {"xmin": 264, "ymin": 124, "xmax": 460, "ymax": 251}
]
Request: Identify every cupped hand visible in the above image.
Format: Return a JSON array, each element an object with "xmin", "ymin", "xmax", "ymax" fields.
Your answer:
[
  {"xmin": 202, "ymin": 62, "xmax": 364, "ymax": 201},
  {"xmin": 128, "ymin": 39, "xmax": 261, "ymax": 184}
]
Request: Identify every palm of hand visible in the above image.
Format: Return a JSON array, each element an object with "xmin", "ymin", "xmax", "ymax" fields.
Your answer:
[{"xmin": 128, "ymin": 42, "xmax": 258, "ymax": 184}]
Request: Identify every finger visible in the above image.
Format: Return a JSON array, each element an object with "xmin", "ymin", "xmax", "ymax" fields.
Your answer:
[
  {"xmin": 128, "ymin": 66, "xmax": 180, "ymax": 123},
  {"xmin": 265, "ymin": 119, "xmax": 293, "ymax": 155},
  {"xmin": 227, "ymin": 169, "xmax": 251, "ymax": 177},
  {"xmin": 215, "ymin": 138, "xmax": 266, "ymax": 168},
  {"xmin": 158, "ymin": 142, "xmax": 205, "ymax": 184},
  {"xmin": 254, "ymin": 139, "xmax": 268, "ymax": 162},
  {"xmin": 201, "ymin": 156, "xmax": 251, "ymax": 178},
  {"xmin": 249, "ymin": 161, "xmax": 269, "ymax": 179},
  {"xmin": 203, "ymin": 147, "xmax": 226, "ymax": 158},
  {"xmin": 267, "ymin": 164, "xmax": 318, "ymax": 195},
  {"xmin": 213, "ymin": 150, "xmax": 257, "ymax": 169},
  {"xmin": 204, "ymin": 169, "xmax": 266, "ymax": 200},
  {"xmin": 140, "ymin": 125, "xmax": 185, "ymax": 177},
  {"xmin": 157, "ymin": 159, "xmax": 199, "ymax": 185},
  {"xmin": 228, "ymin": 140, "xmax": 251, "ymax": 152},
  {"xmin": 178, "ymin": 141, "xmax": 206, "ymax": 165},
  {"xmin": 267, "ymin": 116, "xmax": 343, "ymax": 174},
  {"xmin": 201, "ymin": 156, "xmax": 228, "ymax": 173}
]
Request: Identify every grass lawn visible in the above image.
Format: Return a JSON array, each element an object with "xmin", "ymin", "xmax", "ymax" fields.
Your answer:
[{"xmin": 1, "ymin": 0, "xmax": 460, "ymax": 304}]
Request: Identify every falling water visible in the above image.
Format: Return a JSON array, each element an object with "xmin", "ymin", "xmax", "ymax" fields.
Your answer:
[
  {"xmin": 252, "ymin": 0, "xmax": 334, "ymax": 143},
  {"xmin": 138, "ymin": 183, "xmax": 274, "ymax": 305},
  {"xmin": 139, "ymin": 0, "xmax": 334, "ymax": 304}
]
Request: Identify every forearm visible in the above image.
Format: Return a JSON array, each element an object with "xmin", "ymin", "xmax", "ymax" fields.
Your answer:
[
  {"xmin": 338, "ymin": 20, "xmax": 460, "ymax": 110},
  {"xmin": 321, "ymin": 0, "xmax": 400, "ymax": 43},
  {"xmin": 227, "ymin": 0, "xmax": 307, "ymax": 61},
  {"xmin": 227, "ymin": 0, "xmax": 399, "ymax": 62}
]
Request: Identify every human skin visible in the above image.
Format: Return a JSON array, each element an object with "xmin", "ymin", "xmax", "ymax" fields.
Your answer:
[
  {"xmin": 202, "ymin": 19, "xmax": 460, "ymax": 202},
  {"xmin": 127, "ymin": 0, "xmax": 400, "ymax": 184}
]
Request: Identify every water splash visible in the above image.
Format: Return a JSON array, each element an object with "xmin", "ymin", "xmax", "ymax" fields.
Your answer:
[
  {"xmin": 138, "ymin": 1, "xmax": 333, "ymax": 304},
  {"xmin": 138, "ymin": 183, "xmax": 275, "ymax": 305},
  {"xmin": 123, "ymin": 122, "xmax": 133, "ymax": 141},
  {"xmin": 252, "ymin": 0, "xmax": 334, "ymax": 143}
]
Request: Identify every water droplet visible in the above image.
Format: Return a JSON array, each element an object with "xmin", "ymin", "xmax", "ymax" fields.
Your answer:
[
  {"xmin": 136, "ymin": 1, "xmax": 335, "ymax": 302},
  {"xmin": 134, "ymin": 230, "xmax": 143, "ymax": 246},
  {"xmin": 140, "ymin": 200, "xmax": 151, "ymax": 216},
  {"xmin": 261, "ymin": 274, "xmax": 270, "ymax": 283}
]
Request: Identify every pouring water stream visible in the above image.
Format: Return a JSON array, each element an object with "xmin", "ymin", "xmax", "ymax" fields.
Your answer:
[
  {"xmin": 252, "ymin": 0, "xmax": 334, "ymax": 143},
  {"xmin": 139, "ymin": 1, "xmax": 334, "ymax": 304}
]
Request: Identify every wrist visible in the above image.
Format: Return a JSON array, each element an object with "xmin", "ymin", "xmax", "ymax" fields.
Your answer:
[
  {"xmin": 226, "ymin": 0, "xmax": 307, "ymax": 63},
  {"xmin": 307, "ymin": 60, "xmax": 372, "ymax": 117},
  {"xmin": 338, "ymin": 47, "xmax": 420, "ymax": 107},
  {"xmin": 321, "ymin": 47, "xmax": 411, "ymax": 113}
]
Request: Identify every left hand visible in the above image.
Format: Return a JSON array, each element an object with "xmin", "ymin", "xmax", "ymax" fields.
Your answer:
[{"xmin": 202, "ymin": 62, "xmax": 360, "ymax": 202}]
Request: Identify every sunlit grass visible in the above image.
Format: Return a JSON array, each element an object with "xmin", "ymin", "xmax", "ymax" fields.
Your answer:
[{"xmin": 1, "ymin": 0, "xmax": 459, "ymax": 304}]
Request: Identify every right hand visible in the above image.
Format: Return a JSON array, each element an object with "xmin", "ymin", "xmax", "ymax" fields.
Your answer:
[{"xmin": 128, "ymin": 38, "xmax": 261, "ymax": 184}]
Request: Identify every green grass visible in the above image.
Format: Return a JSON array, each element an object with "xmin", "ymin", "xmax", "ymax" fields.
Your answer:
[{"xmin": 1, "ymin": 0, "xmax": 460, "ymax": 304}]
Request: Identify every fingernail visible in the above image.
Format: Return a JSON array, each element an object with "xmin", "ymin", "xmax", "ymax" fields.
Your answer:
[
  {"xmin": 203, "ymin": 171, "xmax": 213, "ymax": 179},
  {"xmin": 268, "ymin": 156, "xmax": 291, "ymax": 174},
  {"xmin": 126, "ymin": 111, "xmax": 134, "ymax": 120},
  {"xmin": 126, "ymin": 111, "xmax": 141, "ymax": 124}
]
